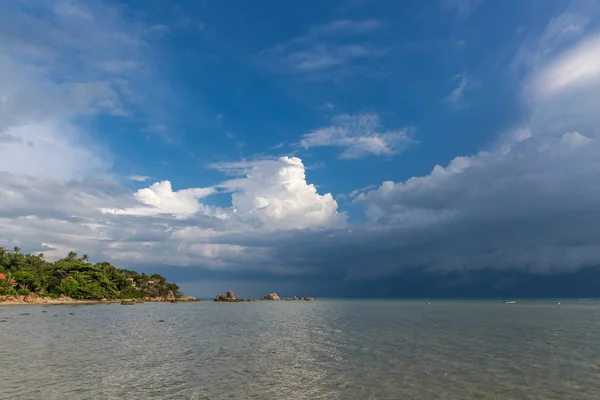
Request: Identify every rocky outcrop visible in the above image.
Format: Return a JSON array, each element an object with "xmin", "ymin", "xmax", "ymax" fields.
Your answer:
[
  {"xmin": 0, "ymin": 293, "xmax": 79, "ymax": 304},
  {"xmin": 261, "ymin": 293, "xmax": 281, "ymax": 300},
  {"xmin": 165, "ymin": 290, "xmax": 176, "ymax": 301},
  {"xmin": 178, "ymin": 296, "xmax": 199, "ymax": 302},
  {"xmin": 214, "ymin": 292, "xmax": 253, "ymax": 302},
  {"xmin": 1, "ymin": 296, "xmax": 20, "ymax": 303},
  {"xmin": 57, "ymin": 294, "xmax": 73, "ymax": 302},
  {"xmin": 143, "ymin": 295, "xmax": 199, "ymax": 302},
  {"xmin": 211, "ymin": 291, "xmax": 314, "ymax": 303},
  {"xmin": 23, "ymin": 293, "xmax": 39, "ymax": 303},
  {"xmin": 121, "ymin": 299, "xmax": 135, "ymax": 305}
]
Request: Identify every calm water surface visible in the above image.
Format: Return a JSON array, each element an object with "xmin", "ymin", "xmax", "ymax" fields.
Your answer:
[{"xmin": 1, "ymin": 300, "xmax": 599, "ymax": 400}]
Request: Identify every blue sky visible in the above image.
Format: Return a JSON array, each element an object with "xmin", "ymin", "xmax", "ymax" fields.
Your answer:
[{"xmin": 2, "ymin": 0, "xmax": 600, "ymax": 297}]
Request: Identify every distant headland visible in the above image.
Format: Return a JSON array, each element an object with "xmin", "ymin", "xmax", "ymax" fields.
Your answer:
[{"xmin": 0, "ymin": 246, "xmax": 198, "ymax": 305}]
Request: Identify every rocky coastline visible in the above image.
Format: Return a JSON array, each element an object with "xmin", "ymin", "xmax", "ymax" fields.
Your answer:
[
  {"xmin": 0, "ymin": 291, "xmax": 199, "ymax": 306},
  {"xmin": 213, "ymin": 291, "xmax": 314, "ymax": 302},
  {"xmin": 1, "ymin": 289, "xmax": 314, "ymax": 306}
]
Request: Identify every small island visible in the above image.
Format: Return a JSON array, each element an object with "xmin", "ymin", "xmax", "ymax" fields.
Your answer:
[{"xmin": 0, "ymin": 247, "xmax": 198, "ymax": 305}]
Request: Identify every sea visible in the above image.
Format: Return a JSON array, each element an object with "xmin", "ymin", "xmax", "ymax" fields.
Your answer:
[{"xmin": 1, "ymin": 300, "xmax": 599, "ymax": 400}]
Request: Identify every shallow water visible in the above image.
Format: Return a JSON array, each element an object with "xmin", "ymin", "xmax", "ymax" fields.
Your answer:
[{"xmin": 1, "ymin": 300, "xmax": 599, "ymax": 400}]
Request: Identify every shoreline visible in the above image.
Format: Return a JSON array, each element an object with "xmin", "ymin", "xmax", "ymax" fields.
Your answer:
[
  {"xmin": 0, "ymin": 299, "xmax": 200, "ymax": 306},
  {"xmin": 0, "ymin": 300, "xmax": 104, "ymax": 306},
  {"xmin": 0, "ymin": 293, "xmax": 200, "ymax": 306}
]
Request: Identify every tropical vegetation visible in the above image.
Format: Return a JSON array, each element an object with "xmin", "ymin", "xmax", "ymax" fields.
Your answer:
[{"xmin": 0, "ymin": 247, "xmax": 180, "ymax": 299}]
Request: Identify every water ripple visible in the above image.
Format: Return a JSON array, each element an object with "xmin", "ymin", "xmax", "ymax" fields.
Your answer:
[{"xmin": 1, "ymin": 301, "xmax": 600, "ymax": 399}]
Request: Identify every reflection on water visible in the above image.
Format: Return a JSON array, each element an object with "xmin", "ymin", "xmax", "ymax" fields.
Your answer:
[{"xmin": 1, "ymin": 300, "xmax": 600, "ymax": 399}]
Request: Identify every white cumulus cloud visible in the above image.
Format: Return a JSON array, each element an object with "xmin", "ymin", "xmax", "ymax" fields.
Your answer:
[
  {"xmin": 101, "ymin": 181, "xmax": 217, "ymax": 218},
  {"xmin": 215, "ymin": 157, "xmax": 346, "ymax": 230}
]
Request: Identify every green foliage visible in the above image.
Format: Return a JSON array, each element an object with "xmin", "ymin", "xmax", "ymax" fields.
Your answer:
[
  {"xmin": 117, "ymin": 288, "xmax": 148, "ymax": 299},
  {"xmin": 0, "ymin": 245, "xmax": 182, "ymax": 299},
  {"xmin": 13, "ymin": 270, "xmax": 41, "ymax": 292},
  {"xmin": 16, "ymin": 288, "xmax": 30, "ymax": 295}
]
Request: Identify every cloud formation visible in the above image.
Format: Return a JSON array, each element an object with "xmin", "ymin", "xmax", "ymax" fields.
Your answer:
[
  {"xmin": 101, "ymin": 181, "xmax": 217, "ymax": 218},
  {"xmin": 260, "ymin": 19, "xmax": 387, "ymax": 77},
  {"xmin": 443, "ymin": 73, "xmax": 472, "ymax": 108},
  {"xmin": 214, "ymin": 157, "xmax": 346, "ymax": 230},
  {"xmin": 127, "ymin": 175, "xmax": 151, "ymax": 182},
  {"xmin": 0, "ymin": 0, "xmax": 165, "ymax": 181},
  {"xmin": 3, "ymin": 1, "xmax": 600, "ymax": 298},
  {"xmin": 299, "ymin": 114, "xmax": 414, "ymax": 159}
]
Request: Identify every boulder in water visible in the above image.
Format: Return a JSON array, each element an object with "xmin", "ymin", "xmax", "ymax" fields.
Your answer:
[{"xmin": 261, "ymin": 293, "xmax": 281, "ymax": 300}]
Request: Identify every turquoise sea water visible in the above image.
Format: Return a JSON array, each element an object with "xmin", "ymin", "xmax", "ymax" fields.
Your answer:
[{"xmin": 1, "ymin": 300, "xmax": 599, "ymax": 399}]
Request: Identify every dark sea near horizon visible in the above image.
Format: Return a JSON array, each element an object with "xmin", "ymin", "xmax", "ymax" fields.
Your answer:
[{"xmin": 1, "ymin": 300, "xmax": 599, "ymax": 400}]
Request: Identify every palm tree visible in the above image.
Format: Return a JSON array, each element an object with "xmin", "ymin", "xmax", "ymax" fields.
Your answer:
[{"xmin": 13, "ymin": 246, "xmax": 21, "ymax": 254}]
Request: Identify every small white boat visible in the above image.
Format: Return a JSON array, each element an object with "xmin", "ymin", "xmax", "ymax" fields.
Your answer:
[{"xmin": 503, "ymin": 300, "xmax": 516, "ymax": 304}]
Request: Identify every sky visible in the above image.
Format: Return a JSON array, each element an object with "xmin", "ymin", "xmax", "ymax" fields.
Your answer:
[{"xmin": 2, "ymin": 0, "xmax": 600, "ymax": 298}]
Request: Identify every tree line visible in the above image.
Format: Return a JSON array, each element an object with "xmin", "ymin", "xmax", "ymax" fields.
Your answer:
[{"xmin": 0, "ymin": 247, "xmax": 180, "ymax": 299}]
